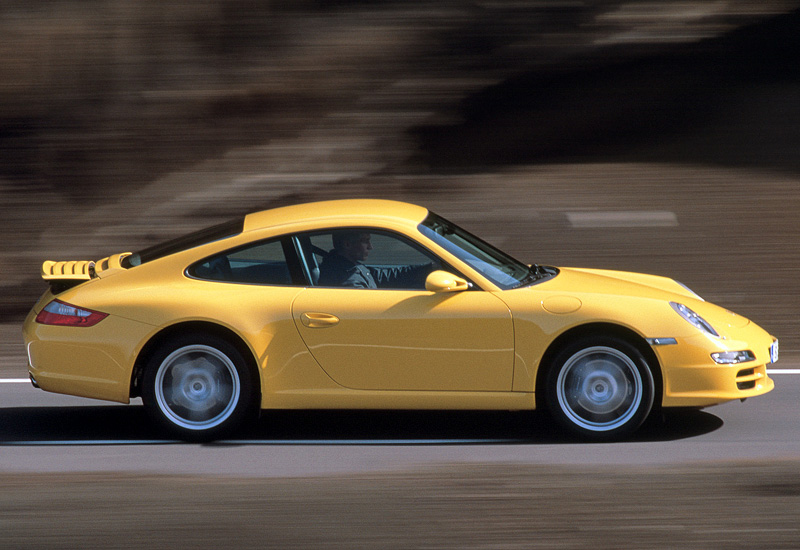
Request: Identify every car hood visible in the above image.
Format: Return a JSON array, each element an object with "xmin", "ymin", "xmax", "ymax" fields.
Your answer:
[
  {"xmin": 540, "ymin": 267, "xmax": 750, "ymax": 329},
  {"xmin": 547, "ymin": 267, "xmax": 697, "ymax": 300}
]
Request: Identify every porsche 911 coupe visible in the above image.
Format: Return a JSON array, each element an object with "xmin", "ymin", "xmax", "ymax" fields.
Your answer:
[{"xmin": 23, "ymin": 199, "xmax": 778, "ymax": 441}]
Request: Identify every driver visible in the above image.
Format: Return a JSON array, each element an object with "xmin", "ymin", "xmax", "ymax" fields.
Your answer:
[{"xmin": 317, "ymin": 231, "xmax": 433, "ymax": 289}]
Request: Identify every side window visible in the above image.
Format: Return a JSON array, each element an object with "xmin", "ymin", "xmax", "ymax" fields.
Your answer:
[
  {"xmin": 297, "ymin": 229, "xmax": 442, "ymax": 290},
  {"xmin": 189, "ymin": 238, "xmax": 298, "ymax": 285}
]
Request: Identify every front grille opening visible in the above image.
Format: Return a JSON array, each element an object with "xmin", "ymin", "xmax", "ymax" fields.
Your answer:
[{"xmin": 736, "ymin": 368, "xmax": 757, "ymax": 391}]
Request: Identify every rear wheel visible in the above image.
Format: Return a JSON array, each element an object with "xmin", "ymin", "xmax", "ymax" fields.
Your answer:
[
  {"xmin": 142, "ymin": 334, "xmax": 256, "ymax": 441},
  {"xmin": 545, "ymin": 337, "xmax": 654, "ymax": 441}
]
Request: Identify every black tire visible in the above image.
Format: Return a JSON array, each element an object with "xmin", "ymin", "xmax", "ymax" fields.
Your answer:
[
  {"xmin": 545, "ymin": 336, "xmax": 654, "ymax": 441},
  {"xmin": 142, "ymin": 334, "xmax": 257, "ymax": 441}
]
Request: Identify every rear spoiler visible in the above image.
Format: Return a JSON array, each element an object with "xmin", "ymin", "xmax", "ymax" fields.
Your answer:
[{"xmin": 41, "ymin": 253, "xmax": 132, "ymax": 293}]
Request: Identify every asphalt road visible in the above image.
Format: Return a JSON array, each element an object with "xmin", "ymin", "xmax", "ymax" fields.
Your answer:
[
  {"xmin": 3, "ymin": 5, "xmax": 800, "ymax": 547},
  {"xmin": 3, "ymin": 161, "xmax": 799, "ymax": 548},
  {"xmin": 1, "ymin": 364, "xmax": 798, "ymax": 476},
  {"xmin": 1, "ymin": 366, "xmax": 799, "ymax": 549}
]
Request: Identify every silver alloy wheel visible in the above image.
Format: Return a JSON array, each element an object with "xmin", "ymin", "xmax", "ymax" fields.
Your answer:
[
  {"xmin": 154, "ymin": 344, "xmax": 241, "ymax": 431},
  {"xmin": 555, "ymin": 346, "xmax": 645, "ymax": 432}
]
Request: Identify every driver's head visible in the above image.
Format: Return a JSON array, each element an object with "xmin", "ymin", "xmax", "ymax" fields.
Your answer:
[{"xmin": 333, "ymin": 231, "xmax": 372, "ymax": 262}]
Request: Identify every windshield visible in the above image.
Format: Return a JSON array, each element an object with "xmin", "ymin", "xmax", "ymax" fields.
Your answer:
[
  {"xmin": 419, "ymin": 213, "xmax": 534, "ymax": 290},
  {"xmin": 122, "ymin": 218, "xmax": 244, "ymax": 268}
]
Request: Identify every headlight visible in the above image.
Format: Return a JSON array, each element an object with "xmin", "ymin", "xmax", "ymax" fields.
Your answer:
[
  {"xmin": 711, "ymin": 350, "xmax": 755, "ymax": 364},
  {"xmin": 670, "ymin": 302, "xmax": 719, "ymax": 337}
]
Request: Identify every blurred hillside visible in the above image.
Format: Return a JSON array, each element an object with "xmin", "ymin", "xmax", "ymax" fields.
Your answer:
[
  {"xmin": 3, "ymin": 0, "xmax": 798, "ymax": 198},
  {"xmin": 2, "ymin": 0, "xmax": 800, "ymax": 336},
  {"xmin": 417, "ymin": 4, "xmax": 800, "ymax": 171}
]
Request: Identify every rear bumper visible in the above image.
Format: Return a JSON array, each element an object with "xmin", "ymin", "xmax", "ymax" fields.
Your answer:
[{"xmin": 23, "ymin": 308, "xmax": 154, "ymax": 404}]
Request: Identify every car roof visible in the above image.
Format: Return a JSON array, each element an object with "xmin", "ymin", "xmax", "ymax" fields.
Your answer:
[{"xmin": 242, "ymin": 199, "xmax": 430, "ymax": 232}]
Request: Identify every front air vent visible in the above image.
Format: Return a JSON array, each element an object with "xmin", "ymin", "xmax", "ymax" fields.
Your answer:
[{"xmin": 736, "ymin": 368, "xmax": 757, "ymax": 390}]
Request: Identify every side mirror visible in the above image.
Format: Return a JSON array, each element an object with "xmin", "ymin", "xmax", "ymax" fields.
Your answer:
[{"xmin": 425, "ymin": 270, "xmax": 471, "ymax": 293}]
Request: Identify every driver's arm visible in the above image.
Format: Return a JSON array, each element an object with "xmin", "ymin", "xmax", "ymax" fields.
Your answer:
[{"xmin": 369, "ymin": 262, "xmax": 435, "ymax": 289}]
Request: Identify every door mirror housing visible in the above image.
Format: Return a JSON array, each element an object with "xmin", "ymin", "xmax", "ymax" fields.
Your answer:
[{"xmin": 425, "ymin": 270, "xmax": 471, "ymax": 293}]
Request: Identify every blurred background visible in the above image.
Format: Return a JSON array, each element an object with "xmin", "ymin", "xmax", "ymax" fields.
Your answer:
[{"xmin": 2, "ymin": 0, "xmax": 799, "ymax": 350}]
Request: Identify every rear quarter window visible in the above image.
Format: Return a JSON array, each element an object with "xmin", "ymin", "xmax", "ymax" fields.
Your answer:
[{"xmin": 188, "ymin": 238, "xmax": 301, "ymax": 286}]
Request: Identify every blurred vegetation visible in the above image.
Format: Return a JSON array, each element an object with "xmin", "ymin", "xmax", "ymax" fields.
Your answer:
[
  {"xmin": 3, "ymin": 0, "xmax": 798, "ymax": 200},
  {"xmin": 2, "ymin": 0, "xmax": 800, "ymax": 328},
  {"xmin": 1, "ymin": 0, "xmax": 348, "ymax": 198}
]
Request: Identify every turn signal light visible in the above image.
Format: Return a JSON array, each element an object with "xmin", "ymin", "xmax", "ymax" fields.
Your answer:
[{"xmin": 35, "ymin": 300, "xmax": 108, "ymax": 327}]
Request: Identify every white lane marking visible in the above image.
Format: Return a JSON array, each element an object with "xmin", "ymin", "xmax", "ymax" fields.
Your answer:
[
  {"xmin": 3, "ymin": 372, "xmax": 799, "ymax": 383},
  {"xmin": 0, "ymin": 440, "xmax": 177, "ymax": 446},
  {"xmin": 218, "ymin": 439, "xmax": 525, "ymax": 445},
  {"xmin": 567, "ymin": 211, "xmax": 678, "ymax": 228},
  {"xmin": 0, "ymin": 369, "xmax": 797, "ymax": 386},
  {"xmin": 1, "ymin": 368, "xmax": 797, "ymax": 393},
  {"xmin": 0, "ymin": 438, "xmax": 524, "ymax": 446}
]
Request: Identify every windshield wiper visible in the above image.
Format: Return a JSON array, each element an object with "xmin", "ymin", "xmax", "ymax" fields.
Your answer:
[{"xmin": 516, "ymin": 264, "xmax": 549, "ymax": 288}]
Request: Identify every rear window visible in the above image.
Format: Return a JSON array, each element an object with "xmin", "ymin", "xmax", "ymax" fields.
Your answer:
[{"xmin": 122, "ymin": 218, "xmax": 244, "ymax": 268}]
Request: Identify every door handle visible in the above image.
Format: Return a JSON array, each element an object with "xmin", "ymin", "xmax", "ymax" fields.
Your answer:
[{"xmin": 300, "ymin": 312, "xmax": 340, "ymax": 328}]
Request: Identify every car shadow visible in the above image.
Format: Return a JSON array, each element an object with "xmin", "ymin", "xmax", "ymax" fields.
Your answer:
[{"xmin": 0, "ymin": 406, "xmax": 723, "ymax": 444}]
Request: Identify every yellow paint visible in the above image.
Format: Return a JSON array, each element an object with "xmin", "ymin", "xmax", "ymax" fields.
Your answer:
[
  {"xmin": 292, "ymin": 287, "xmax": 513, "ymax": 391},
  {"xmin": 22, "ymin": 199, "xmax": 776, "ymax": 414},
  {"xmin": 541, "ymin": 295, "xmax": 582, "ymax": 314},
  {"xmin": 425, "ymin": 270, "xmax": 471, "ymax": 292}
]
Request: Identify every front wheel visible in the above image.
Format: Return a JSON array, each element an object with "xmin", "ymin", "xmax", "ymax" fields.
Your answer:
[
  {"xmin": 545, "ymin": 337, "xmax": 654, "ymax": 441},
  {"xmin": 142, "ymin": 335, "xmax": 256, "ymax": 441}
]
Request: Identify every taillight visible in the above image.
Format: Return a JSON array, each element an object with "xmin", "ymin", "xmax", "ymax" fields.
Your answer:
[{"xmin": 35, "ymin": 300, "xmax": 108, "ymax": 327}]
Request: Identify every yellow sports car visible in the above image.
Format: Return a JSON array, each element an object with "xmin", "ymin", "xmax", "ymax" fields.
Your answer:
[{"xmin": 23, "ymin": 199, "xmax": 778, "ymax": 441}]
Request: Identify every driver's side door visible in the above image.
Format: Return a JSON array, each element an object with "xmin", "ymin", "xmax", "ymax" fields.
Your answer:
[{"xmin": 290, "ymin": 229, "xmax": 515, "ymax": 392}]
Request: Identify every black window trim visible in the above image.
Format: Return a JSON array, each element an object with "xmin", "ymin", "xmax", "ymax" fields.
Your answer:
[
  {"xmin": 292, "ymin": 234, "xmax": 317, "ymax": 286},
  {"xmin": 123, "ymin": 218, "xmax": 245, "ymax": 268}
]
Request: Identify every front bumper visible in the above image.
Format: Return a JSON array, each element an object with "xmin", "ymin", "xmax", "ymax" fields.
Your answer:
[{"xmin": 653, "ymin": 326, "xmax": 776, "ymax": 408}]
